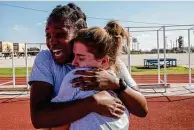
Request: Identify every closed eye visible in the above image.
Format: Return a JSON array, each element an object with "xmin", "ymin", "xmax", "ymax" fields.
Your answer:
[
  {"xmin": 75, "ymin": 54, "xmax": 85, "ymax": 61},
  {"xmin": 78, "ymin": 56, "xmax": 84, "ymax": 61}
]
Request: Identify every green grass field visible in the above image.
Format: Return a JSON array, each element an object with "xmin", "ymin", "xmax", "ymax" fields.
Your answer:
[
  {"xmin": 131, "ymin": 66, "xmax": 194, "ymax": 75},
  {"xmin": 0, "ymin": 67, "xmax": 32, "ymax": 77},
  {"xmin": 0, "ymin": 66, "xmax": 193, "ymax": 77}
]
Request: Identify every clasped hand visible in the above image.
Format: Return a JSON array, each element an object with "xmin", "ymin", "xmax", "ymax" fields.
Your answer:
[{"xmin": 71, "ymin": 68, "xmax": 120, "ymax": 91}]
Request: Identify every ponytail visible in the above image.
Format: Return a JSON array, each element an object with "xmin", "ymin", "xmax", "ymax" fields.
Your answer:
[
  {"xmin": 104, "ymin": 21, "xmax": 129, "ymax": 71},
  {"xmin": 104, "ymin": 21, "xmax": 129, "ymax": 51}
]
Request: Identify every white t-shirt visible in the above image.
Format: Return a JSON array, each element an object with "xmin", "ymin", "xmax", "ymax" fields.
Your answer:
[
  {"xmin": 51, "ymin": 67, "xmax": 134, "ymax": 130},
  {"xmin": 115, "ymin": 58, "xmax": 137, "ymax": 87}
]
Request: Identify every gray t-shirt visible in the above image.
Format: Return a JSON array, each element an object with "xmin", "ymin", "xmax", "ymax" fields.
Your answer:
[{"xmin": 29, "ymin": 50, "xmax": 74, "ymax": 97}]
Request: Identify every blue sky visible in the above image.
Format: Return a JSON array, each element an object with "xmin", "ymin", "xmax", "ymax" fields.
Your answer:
[{"xmin": 0, "ymin": 1, "xmax": 194, "ymax": 50}]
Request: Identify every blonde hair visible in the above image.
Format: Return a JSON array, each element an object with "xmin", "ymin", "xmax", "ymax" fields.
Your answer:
[{"xmin": 74, "ymin": 21, "xmax": 129, "ymax": 71}]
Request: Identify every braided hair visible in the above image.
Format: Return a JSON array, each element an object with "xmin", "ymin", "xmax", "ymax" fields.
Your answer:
[{"xmin": 47, "ymin": 3, "xmax": 87, "ymax": 32}]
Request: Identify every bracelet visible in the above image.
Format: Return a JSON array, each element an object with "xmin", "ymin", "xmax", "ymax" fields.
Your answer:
[{"xmin": 114, "ymin": 78, "xmax": 128, "ymax": 94}]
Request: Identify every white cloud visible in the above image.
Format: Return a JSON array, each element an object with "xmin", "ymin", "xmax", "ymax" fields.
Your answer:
[
  {"xmin": 13, "ymin": 25, "xmax": 20, "ymax": 31},
  {"xmin": 36, "ymin": 22, "xmax": 43, "ymax": 26},
  {"xmin": 13, "ymin": 24, "xmax": 29, "ymax": 31},
  {"xmin": 36, "ymin": 20, "xmax": 47, "ymax": 26}
]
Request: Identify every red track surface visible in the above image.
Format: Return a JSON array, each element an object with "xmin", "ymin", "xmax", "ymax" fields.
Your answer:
[
  {"xmin": 0, "ymin": 74, "xmax": 194, "ymax": 85},
  {"xmin": 0, "ymin": 96, "xmax": 194, "ymax": 130}
]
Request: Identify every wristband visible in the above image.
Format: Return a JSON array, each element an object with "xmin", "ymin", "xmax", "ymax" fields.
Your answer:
[{"xmin": 114, "ymin": 78, "xmax": 127, "ymax": 94}]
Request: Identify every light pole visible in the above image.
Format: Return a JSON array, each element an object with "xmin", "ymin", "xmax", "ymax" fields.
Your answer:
[
  {"xmin": 170, "ymin": 40, "xmax": 173, "ymax": 50},
  {"xmin": 137, "ymin": 42, "xmax": 139, "ymax": 51},
  {"xmin": 165, "ymin": 36, "xmax": 168, "ymax": 51}
]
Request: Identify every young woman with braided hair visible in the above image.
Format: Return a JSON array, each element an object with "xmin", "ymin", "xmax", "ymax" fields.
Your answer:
[{"xmin": 29, "ymin": 3, "xmax": 148, "ymax": 129}]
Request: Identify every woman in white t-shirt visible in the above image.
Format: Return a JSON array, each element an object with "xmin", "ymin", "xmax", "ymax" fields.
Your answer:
[{"xmin": 52, "ymin": 21, "xmax": 137, "ymax": 130}]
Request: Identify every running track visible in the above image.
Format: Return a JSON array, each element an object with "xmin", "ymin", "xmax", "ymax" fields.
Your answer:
[
  {"xmin": 0, "ymin": 96, "xmax": 194, "ymax": 130},
  {"xmin": 0, "ymin": 74, "xmax": 194, "ymax": 85},
  {"xmin": 1, "ymin": 75, "xmax": 194, "ymax": 129}
]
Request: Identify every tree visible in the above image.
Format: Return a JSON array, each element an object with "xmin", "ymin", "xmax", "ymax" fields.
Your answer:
[{"xmin": 178, "ymin": 36, "xmax": 184, "ymax": 51}]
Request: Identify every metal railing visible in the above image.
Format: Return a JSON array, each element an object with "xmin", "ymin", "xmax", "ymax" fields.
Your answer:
[
  {"xmin": 1, "ymin": 24, "xmax": 194, "ymax": 92},
  {"xmin": 126, "ymin": 24, "xmax": 194, "ymax": 92},
  {"xmin": 0, "ymin": 43, "xmax": 46, "ymax": 91}
]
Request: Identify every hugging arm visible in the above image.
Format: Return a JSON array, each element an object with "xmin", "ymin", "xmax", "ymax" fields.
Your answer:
[
  {"xmin": 72, "ymin": 60, "xmax": 148, "ymax": 117},
  {"xmin": 30, "ymin": 82, "xmax": 125, "ymax": 129},
  {"xmin": 30, "ymin": 81, "xmax": 95, "ymax": 128},
  {"xmin": 117, "ymin": 87, "xmax": 148, "ymax": 117},
  {"xmin": 116, "ymin": 59, "xmax": 148, "ymax": 117},
  {"xmin": 29, "ymin": 51, "xmax": 125, "ymax": 129},
  {"xmin": 29, "ymin": 51, "xmax": 93, "ymax": 128}
]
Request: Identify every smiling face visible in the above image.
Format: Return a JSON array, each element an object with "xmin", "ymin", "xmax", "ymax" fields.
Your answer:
[
  {"xmin": 72, "ymin": 42, "xmax": 106, "ymax": 68},
  {"xmin": 45, "ymin": 19, "xmax": 75, "ymax": 64}
]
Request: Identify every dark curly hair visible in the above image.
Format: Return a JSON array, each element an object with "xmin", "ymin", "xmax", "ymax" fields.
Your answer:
[{"xmin": 47, "ymin": 3, "xmax": 87, "ymax": 32}]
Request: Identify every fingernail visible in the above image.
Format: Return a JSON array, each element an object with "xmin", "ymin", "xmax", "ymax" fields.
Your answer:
[
  {"xmin": 72, "ymin": 84, "xmax": 76, "ymax": 88},
  {"xmin": 73, "ymin": 71, "xmax": 78, "ymax": 74}
]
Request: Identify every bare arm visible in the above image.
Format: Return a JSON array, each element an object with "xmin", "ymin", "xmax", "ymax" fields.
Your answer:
[
  {"xmin": 115, "ymin": 59, "xmax": 148, "ymax": 117},
  {"xmin": 30, "ymin": 81, "xmax": 95, "ymax": 129},
  {"xmin": 72, "ymin": 68, "xmax": 148, "ymax": 117},
  {"xmin": 30, "ymin": 81, "xmax": 125, "ymax": 129},
  {"xmin": 117, "ymin": 87, "xmax": 148, "ymax": 117}
]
